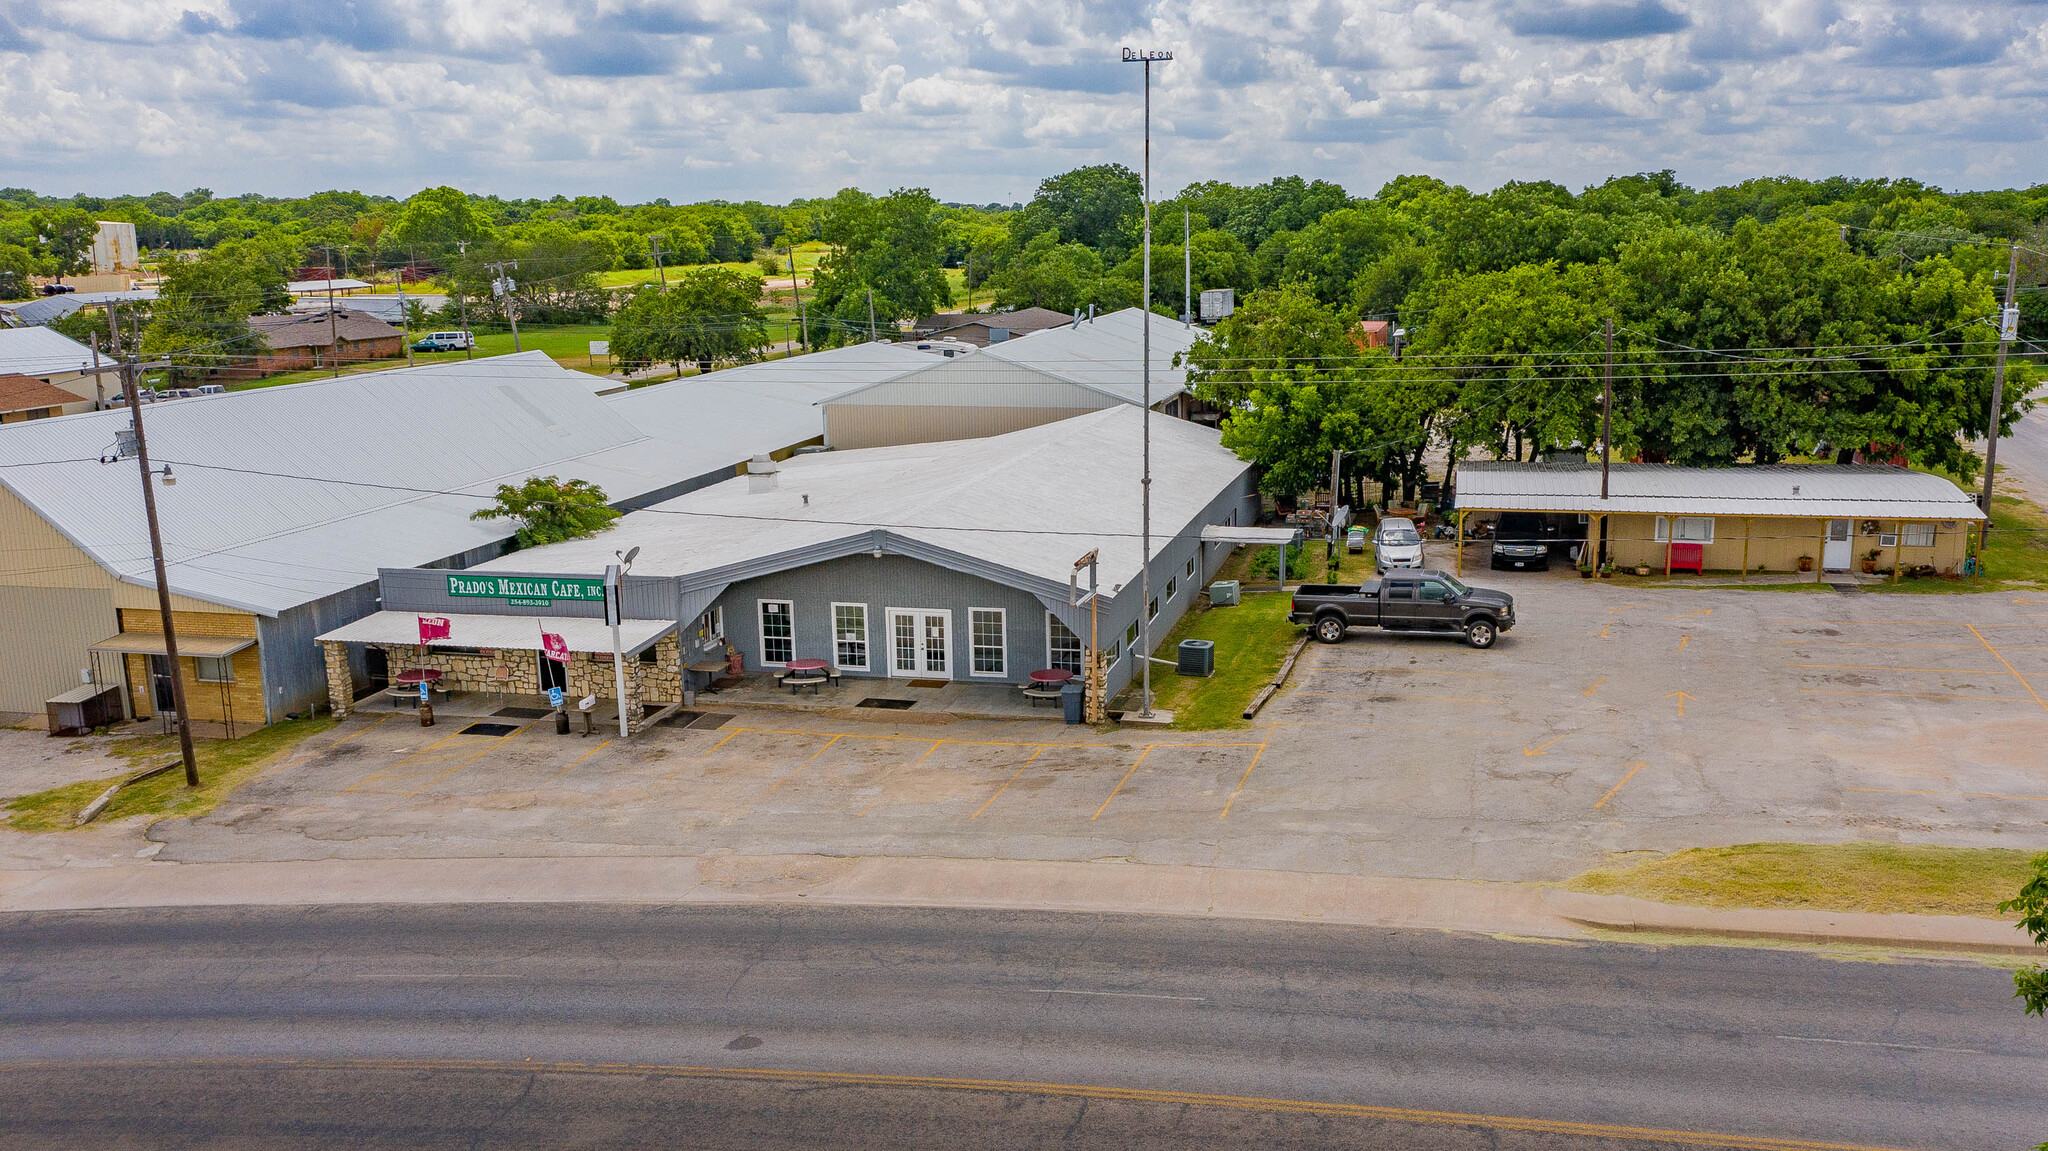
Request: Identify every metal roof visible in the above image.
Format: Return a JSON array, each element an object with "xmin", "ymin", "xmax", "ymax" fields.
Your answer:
[
  {"xmin": 1202, "ymin": 525, "xmax": 1303, "ymax": 545},
  {"xmin": 1, "ymin": 289, "xmax": 158, "ymax": 327},
  {"xmin": 291, "ymin": 294, "xmax": 446, "ymax": 323},
  {"xmin": 316, "ymin": 610, "xmax": 674, "ymax": 654},
  {"xmin": 90, "ymin": 633, "xmax": 255, "ymax": 657},
  {"xmin": 250, "ymin": 309, "xmax": 404, "ymax": 349},
  {"xmin": 285, "ymin": 279, "xmax": 373, "ymax": 294},
  {"xmin": 607, "ymin": 341, "xmax": 933, "ymax": 452},
  {"xmin": 0, "ymin": 353, "xmax": 812, "ymax": 617},
  {"xmin": 979, "ymin": 307, "xmax": 1196, "ymax": 404},
  {"xmin": 0, "ymin": 327, "xmax": 101, "ymax": 377},
  {"xmin": 478, "ymin": 405, "xmax": 1252, "ymax": 604},
  {"xmin": 1455, "ymin": 462, "xmax": 1985, "ymax": 520}
]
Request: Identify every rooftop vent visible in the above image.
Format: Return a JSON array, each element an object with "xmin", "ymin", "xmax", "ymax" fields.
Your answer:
[{"xmin": 747, "ymin": 453, "xmax": 780, "ymax": 494}]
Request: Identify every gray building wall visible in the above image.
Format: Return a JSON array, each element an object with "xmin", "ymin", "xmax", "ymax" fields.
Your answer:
[
  {"xmin": 716, "ymin": 555, "xmax": 1053, "ymax": 683},
  {"xmin": 257, "ymin": 581, "xmax": 382, "ymax": 721}
]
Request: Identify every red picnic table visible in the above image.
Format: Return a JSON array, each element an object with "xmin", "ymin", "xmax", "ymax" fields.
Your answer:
[
  {"xmin": 394, "ymin": 669, "xmax": 442, "ymax": 684},
  {"xmin": 1028, "ymin": 669, "xmax": 1074, "ymax": 685},
  {"xmin": 1024, "ymin": 668, "xmax": 1074, "ymax": 708},
  {"xmin": 782, "ymin": 658, "xmax": 831, "ymax": 695},
  {"xmin": 388, "ymin": 668, "xmax": 444, "ymax": 707}
]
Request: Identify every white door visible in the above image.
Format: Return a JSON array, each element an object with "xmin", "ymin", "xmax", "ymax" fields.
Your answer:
[
  {"xmin": 887, "ymin": 609, "xmax": 952, "ymax": 679},
  {"xmin": 1822, "ymin": 519, "xmax": 1853, "ymax": 571}
]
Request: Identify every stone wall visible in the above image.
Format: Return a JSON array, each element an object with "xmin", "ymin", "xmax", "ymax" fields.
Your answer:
[
  {"xmin": 323, "ymin": 631, "xmax": 683, "ymax": 735},
  {"xmin": 324, "ymin": 641, "xmax": 353, "ymax": 718}
]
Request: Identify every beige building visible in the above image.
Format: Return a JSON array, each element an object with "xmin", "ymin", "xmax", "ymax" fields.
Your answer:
[{"xmin": 1453, "ymin": 462, "xmax": 1984, "ymax": 578}]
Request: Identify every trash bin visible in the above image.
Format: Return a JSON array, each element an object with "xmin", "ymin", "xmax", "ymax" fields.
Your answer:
[
  {"xmin": 1178, "ymin": 639, "xmax": 1215, "ymax": 677},
  {"xmin": 1061, "ymin": 679, "xmax": 1085, "ymax": 725},
  {"xmin": 1208, "ymin": 580, "xmax": 1239, "ymax": 606}
]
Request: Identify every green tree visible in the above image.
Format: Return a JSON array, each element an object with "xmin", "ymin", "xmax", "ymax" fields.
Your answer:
[
  {"xmin": 36, "ymin": 207, "xmax": 97, "ymax": 282},
  {"xmin": 1282, "ymin": 205, "xmax": 1414, "ymax": 304},
  {"xmin": 989, "ymin": 231, "xmax": 1106, "ymax": 313},
  {"xmin": 1011, "ymin": 165, "xmax": 1143, "ymax": 260},
  {"xmin": 143, "ymin": 236, "xmax": 295, "ymax": 382},
  {"xmin": 609, "ymin": 266, "xmax": 767, "ymax": 373},
  {"xmin": 388, "ymin": 186, "xmax": 495, "ymax": 256},
  {"xmin": 806, "ymin": 187, "xmax": 950, "ymax": 340},
  {"xmin": 470, "ymin": 476, "xmax": 620, "ymax": 549},
  {"xmin": 0, "ymin": 242, "xmax": 36, "ymax": 300}
]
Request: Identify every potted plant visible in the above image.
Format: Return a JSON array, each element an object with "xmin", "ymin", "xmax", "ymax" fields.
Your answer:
[
  {"xmin": 1797, "ymin": 555, "xmax": 1814, "ymax": 573},
  {"xmin": 1634, "ymin": 563, "xmax": 1653, "ymax": 577},
  {"xmin": 1599, "ymin": 560, "xmax": 1614, "ymax": 579},
  {"xmin": 1861, "ymin": 547, "xmax": 1882, "ymax": 575},
  {"xmin": 1578, "ymin": 556, "xmax": 1595, "ymax": 579}
]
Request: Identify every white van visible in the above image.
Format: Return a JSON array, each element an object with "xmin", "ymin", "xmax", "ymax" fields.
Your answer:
[
  {"xmin": 195, "ymin": 384, "xmax": 227, "ymax": 395},
  {"xmin": 413, "ymin": 330, "xmax": 474, "ymax": 352}
]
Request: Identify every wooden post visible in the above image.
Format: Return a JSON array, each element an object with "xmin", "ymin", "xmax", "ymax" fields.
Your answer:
[
  {"xmin": 1816, "ymin": 522, "xmax": 1827, "ymax": 582},
  {"xmin": 1892, "ymin": 523, "xmax": 1904, "ymax": 583},
  {"xmin": 1742, "ymin": 517, "xmax": 1752, "ymax": 582},
  {"xmin": 1664, "ymin": 526, "xmax": 1673, "ymax": 580},
  {"xmin": 1456, "ymin": 510, "xmax": 1468, "ymax": 577}
]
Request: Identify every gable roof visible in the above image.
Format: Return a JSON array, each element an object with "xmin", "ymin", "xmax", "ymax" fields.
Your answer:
[
  {"xmin": 0, "ymin": 373, "xmax": 85, "ymax": 414},
  {"xmin": 250, "ymin": 308, "xmax": 404, "ymax": 350},
  {"xmin": 826, "ymin": 307, "xmax": 1199, "ymax": 409},
  {"xmin": 606, "ymin": 341, "xmax": 934, "ymax": 453},
  {"xmin": 0, "ymin": 327, "xmax": 100, "ymax": 378},
  {"xmin": 477, "ymin": 405, "xmax": 1251, "ymax": 602},
  {"xmin": 1455, "ymin": 462, "xmax": 1985, "ymax": 520}
]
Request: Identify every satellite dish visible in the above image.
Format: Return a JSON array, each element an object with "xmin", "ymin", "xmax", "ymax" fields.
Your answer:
[
  {"xmin": 623, "ymin": 546, "xmax": 640, "ymax": 565},
  {"xmin": 577, "ymin": 695, "xmax": 597, "ymax": 711}
]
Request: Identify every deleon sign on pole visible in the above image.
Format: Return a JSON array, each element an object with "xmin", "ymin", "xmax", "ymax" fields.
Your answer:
[
  {"xmin": 417, "ymin": 616, "xmax": 452, "ymax": 644},
  {"xmin": 540, "ymin": 631, "xmax": 571, "ymax": 663}
]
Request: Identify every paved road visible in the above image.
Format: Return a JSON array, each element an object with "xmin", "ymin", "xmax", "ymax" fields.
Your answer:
[
  {"xmin": 3, "ymin": 904, "xmax": 2039, "ymax": 1149},
  {"xmin": 1991, "ymin": 384, "xmax": 2048, "ymax": 507}
]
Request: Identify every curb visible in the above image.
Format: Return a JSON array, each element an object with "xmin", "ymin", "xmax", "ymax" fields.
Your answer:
[{"xmin": 1542, "ymin": 889, "xmax": 2034, "ymax": 956}]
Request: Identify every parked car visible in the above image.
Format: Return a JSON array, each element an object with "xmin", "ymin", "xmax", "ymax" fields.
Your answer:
[
  {"xmin": 1490, "ymin": 511, "xmax": 1560, "ymax": 571},
  {"xmin": 1287, "ymin": 570, "xmax": 1516, "ymax": 649},
  {"xmin": 412, "ymin": 330, "xmax": 474, "ymax": 352},
  {"xmin": 1346, "ymin": 526, "xmax": 1367, "ymax": 554},
  {"xmin": 1374, "ymin": 517, "xmax": 1425, "ymax": 573},
  {"xmin": 195, "ymin": 384, "xmax": 226, "ymax": 395}
]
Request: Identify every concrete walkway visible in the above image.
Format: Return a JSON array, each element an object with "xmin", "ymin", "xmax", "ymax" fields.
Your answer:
[{"xmin": 0, "ymin": 852, "xmax": 2029, "ymax": 955}]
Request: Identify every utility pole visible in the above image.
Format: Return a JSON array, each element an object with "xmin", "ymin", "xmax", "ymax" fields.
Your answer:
[
  {"xmin": 866, "ymin": 287, "xmax": 877, "ymax": 343},
  {"xmin": 1123, "ymin": 45, "xmax": 1171, "ymax": 718},
  {"xmin": 1600, "ymin": 318, "xmax": 1615, "ymax": 567},
  {"xmin": 117, "ymin": 354, "xmax": 200, "ymax": 787},
  {"xmin": 323, "ymin": 246, "xmax": 341, "ymax": 378},
  {"xmin": 1328, "ymin": 448, "xmax": 1344, "ymax": 579},
  {"xmin": 486, "ymin": 259, "xmax": 521, "ymax": 353},
  {"xmin": 650, "ymin": 234, "xmax": 667, "ymax": 288},
  {"xmin": 1183, "ymin": 207, "xmax": 1192, "ymax": 328},
  {"xmin": 1981, "ymin": 243, "xmax": 2022, "ymax": 551},
  {"xmin": 397, "ymin": 272, "xmax": 414, "ymax": 367},
  {"xmin": 89, "ymin": 330, "xmax": 105, "ymax": 408},
  {"xmin": 455, "ymin": 240, "xmax": 474, "ymax": 359},
  {"xmin": 787, "ymin": 246, "xmax": 808, "ymax": 353}
]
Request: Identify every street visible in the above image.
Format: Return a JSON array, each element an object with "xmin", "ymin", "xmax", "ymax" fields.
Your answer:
[{"xmin": 2, "ymin": 903, "xmax": 2040, "ymax": 1150}]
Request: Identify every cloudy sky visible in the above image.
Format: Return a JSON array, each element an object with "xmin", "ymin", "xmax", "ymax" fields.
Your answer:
[{"xmin": 3, "ymin": 0, "xmax": 2045, "ymax": 203}]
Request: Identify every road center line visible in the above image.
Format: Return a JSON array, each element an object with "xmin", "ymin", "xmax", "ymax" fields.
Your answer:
[
  {"xmin": 1027, "ymin": 989, "xmax": 1206, "ymax": 1001},
  {"xmin": 1772, "ymin": 1035, "xmax": 1987, "ymax": 1056}
]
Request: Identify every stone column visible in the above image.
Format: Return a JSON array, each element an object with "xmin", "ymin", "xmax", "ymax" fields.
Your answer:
[{"xmin": 322, "ymin": 641, "xmax": 353, "ymax": 719}]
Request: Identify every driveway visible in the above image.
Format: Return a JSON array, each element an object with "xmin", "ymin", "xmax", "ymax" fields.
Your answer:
[{"xmin": 144, "ymin": 580, "xmax": 2047, "ymax": 883}]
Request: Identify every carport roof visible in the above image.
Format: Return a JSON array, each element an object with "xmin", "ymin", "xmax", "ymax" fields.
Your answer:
[
  {"xmin": 316, "ymin": 611, "xmax": 675, "ymax": 655},
  {"xmin": 1456, "ymin": 463, "xmax": 1984, "ymax": 521}
]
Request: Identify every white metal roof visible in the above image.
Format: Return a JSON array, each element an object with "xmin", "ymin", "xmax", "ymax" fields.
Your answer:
[
  {"xmin": 285, "ymin": 279, "xmax": 373, "ymax": 294},
  {"xmin": 316, "ymin": 610, "xmax": 674, "ymax": 654},
  {"xmin": 980, "ymin": 307, "xmax": 1196, "ymax": 404},
  {"xmin": 0, "ymin": 326, "xmax": 101, "ymax": 377},
  {"xmin": 1456, "ymin": 463, "xmax": 1985, "ymax": 520},
  {"xmin": 1202, "ymin": 525, "xmax": 1303, "ymax": 545},
  {"xmin": 478, "ymin": 405, "xmax": 1252, "ymax": 598},
  {"xmin": 0, "ymin": 353, "xmax": 802, "ymax": 616},
  {"xmin": 607, "ymin": 342, "xmax": 932, "ymax": 453},
  {"xmin": 1, "ymin": 289, "xmax": 158, "ymax": 327}
]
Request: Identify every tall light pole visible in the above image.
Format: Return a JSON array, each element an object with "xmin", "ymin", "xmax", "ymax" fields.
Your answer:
[
  {"xmin": 1980, "ymin": 242, "xmax": 2021, "ymax": 552},
  {"xmin": 1123, "ymin": 46, "xmax": 1171, "ymax": 718},
  {"xmin": 607, "ymin": 547, "xmax": 638, "ymax": 739}
]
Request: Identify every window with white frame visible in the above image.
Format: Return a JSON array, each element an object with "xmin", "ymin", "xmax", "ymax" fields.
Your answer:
[
  {"xmin": 1165, "ymin": 576, "xmax": 1177, "ymax": 601},
  {"xmin": 1148, "ymin": 596, "xmax": 1159, "ymax": 620},
  {"xmin": 970, "ymin": 608, "xmax": 1006, "ymax": 676},
  {"xmin": 1654, "ymin": 516, "xmax": 1715, "ymax": 543},
  {"xmin": 1901, "ymin": 523, "xmax": 1936, "ymax": 548},
  {"xmin": 1185, "ymin": 556, "xmax": 1196, "ymax": 581},
  {"xmin": 1105, "ymin": 638, "xmax": 1121, "ymax": 666},
  {"xmin": 758, "ymin": 600, "xmax": 794, "ymax": 665},
  {"xmin": 1125, "ymin": 621, "xmax": 1138, "ymax": 648},
  {"xmin": 195, "ymin": 656, "xmax": 235, "ymax": 683},
  {"xmin": 1047, "ymin": 614, "xmax": 1083, "ymax": 674},
  {"xmin": 832, "ymin": 603, "xmax": 868, "ymax": 670}
]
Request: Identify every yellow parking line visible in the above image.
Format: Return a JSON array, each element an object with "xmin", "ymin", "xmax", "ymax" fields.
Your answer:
[
  {"xmin": 970, "ymin": 748, "xmax": 1043, "ymax": 820},
  {"xmin": 1848, "ymin": 786, "xmax": 2048, "ymax": 803},
  {"xmin": 1269, "ymin": 720, "xmax": 1512, "ymax": 737},
  {"xmin": 1966, "ymin": 623, "xmax": 2048, "ymax": 716},
  {"xmin": 1090, "ymin": 747, "xmax": 1153, "ymax": 821},
  {"xmin": 1592, "ymin": 762, "xmax": 1647, "ymax": 809},
  {"xmin": 542, "ymin": 739, "xmax": 611, "ymax": 784},
  {"xmin": 762, "ymin": 734, "xmax": 845, "ymax": 794},
  {"xmin": 1789, "ymin": 663, "xmax": 2001, "ymax": 674},
  {"xmin": 256, "ymin": 714, "xmax": 394, "ymax": 782},
  {"xmin": 1799, "ymin": 689, "xmax": 2030, "ymax": 704},
  {"xmin": 1582, "ymin": 676, "xmax": 1606, "ymax": 697},
  {"xmin": 1217, "ymin": 740, "xmax": 1271, "ymax": 820}
]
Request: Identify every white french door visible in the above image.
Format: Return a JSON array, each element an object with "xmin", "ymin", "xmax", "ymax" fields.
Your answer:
[{"xmin": 887, "ymin": 609, "xmax": 951, "ymax": 679}]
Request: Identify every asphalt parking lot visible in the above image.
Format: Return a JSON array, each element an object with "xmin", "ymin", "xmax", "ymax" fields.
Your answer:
[{"xmin": 150, "ymin": 579, "xmax": 2048, "ymax": 883}]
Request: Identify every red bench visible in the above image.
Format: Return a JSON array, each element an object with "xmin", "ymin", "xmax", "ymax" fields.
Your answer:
[{"xmin": 1667, "ymin": 541, "xmax": 1704, "ymax": 575}]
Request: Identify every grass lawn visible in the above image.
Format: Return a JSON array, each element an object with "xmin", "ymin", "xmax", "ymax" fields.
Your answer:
[
  {"xmin": 1117, "ymin": 547, "xmax": 1305, "ymax": 730},
  {"xmin": 4, "ymin": 715, "xmax": 335, "ymax": 833},
  {"xmin": 1867, "ymin": 491, "xmax": 2048, "ymax": 593},
  {"xmin": 1564, "ymin": 842, "xmax": 2041, "ymax": 918}
]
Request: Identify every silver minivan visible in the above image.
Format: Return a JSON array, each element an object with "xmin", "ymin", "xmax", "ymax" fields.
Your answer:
[{"xmin": 1374, "ymin": 517, "xmax": 1425, "ymax": 573}]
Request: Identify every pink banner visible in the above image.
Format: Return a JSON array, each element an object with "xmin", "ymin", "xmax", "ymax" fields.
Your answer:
[
  {"xmin": 540, "ymin": 630, "xmax": 571, "ymax": 663},
  {"xmin": 417, "ymin": 616, "xmax": 451, "ymax": 643}
]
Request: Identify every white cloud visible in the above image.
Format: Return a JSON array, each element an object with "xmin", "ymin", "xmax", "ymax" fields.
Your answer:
[{"xmin": 0, "ymin": 0, "xmax": 2043, "ymax": 202}]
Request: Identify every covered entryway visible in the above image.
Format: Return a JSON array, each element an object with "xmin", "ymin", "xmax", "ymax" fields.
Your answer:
[{"xmin": 888, "ymin": 608, "xmax": 951, "ymax": 679}]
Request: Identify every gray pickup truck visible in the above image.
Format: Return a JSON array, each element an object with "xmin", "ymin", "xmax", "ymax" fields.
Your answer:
[{"xmin": 1287, "ymin": 570, "xmax": 1516, "ymax": 649}]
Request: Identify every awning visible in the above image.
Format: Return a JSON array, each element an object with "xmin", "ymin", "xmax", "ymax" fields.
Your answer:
[
  {"xmin": 1201, "ymin": 525, "xmax": 1304, "ymax": 546},
  {"xmin": 90, "ymin": 633, "xmax": 255, "ymax": 658},
  {"xmin": 316, "ymin": 611, "xmax": 676, "ymax": 655}
]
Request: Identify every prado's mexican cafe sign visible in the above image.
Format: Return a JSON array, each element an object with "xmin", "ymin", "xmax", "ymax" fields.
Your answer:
[{"xmin": 446, "ymin": 574, "xmax": 605, "ymax": 608}]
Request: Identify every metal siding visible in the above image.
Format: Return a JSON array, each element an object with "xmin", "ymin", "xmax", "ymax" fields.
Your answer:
[
  {"xmin": 377, "ymin": 568, "xmax": 674, "ymax": 620},
  {"xmin": 716, "ymin": 555, "xmax": 1051, "ymax": 682},
  {"xmin": 0, "ymin": 585, "xmax": 119, "ymax": 713},
  {"xmin": 825, "ymin": 404, "xmax": 1110, "ymax": 450},
  {"xmin": 257, "ymin": 581, "xmax": 381, "ymax": 721}
]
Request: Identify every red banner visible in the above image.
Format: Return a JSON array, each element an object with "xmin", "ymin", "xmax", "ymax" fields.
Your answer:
[
  {"xmin": 418, "ymin": 616, "xmax": 451, "ymax": 643},
  {"xmin": 540, "ymin": 630, "xmax": 571, "ymax": 663}
]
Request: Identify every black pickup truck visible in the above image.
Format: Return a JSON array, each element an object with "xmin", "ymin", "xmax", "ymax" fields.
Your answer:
[{"xmin": 1287, "ymin": 570, "xmax": 1516, "ymax": 649}]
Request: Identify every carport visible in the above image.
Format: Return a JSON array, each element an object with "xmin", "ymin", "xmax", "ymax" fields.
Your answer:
[{"xmin": 1201, "ymin": 524, "xmax": 1304, "ymax": 587}]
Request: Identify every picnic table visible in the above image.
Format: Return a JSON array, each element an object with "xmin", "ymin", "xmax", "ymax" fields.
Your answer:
[
  {"xmin": 779, "ymin": 658, "xmax": 833, "ymax": 695},
  {"xmin": 394, "ymin": 669, "xmax": 442, "ymax": 685},
  {"xmin": 1022, "ymin": 668, "xmax": 1074, "ymax": 707}
]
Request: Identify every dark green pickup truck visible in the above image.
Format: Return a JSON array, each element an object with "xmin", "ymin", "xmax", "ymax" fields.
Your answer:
[{"xmin": 1287, "ymin": 570, "xmax": 1516, "ymax": 649}]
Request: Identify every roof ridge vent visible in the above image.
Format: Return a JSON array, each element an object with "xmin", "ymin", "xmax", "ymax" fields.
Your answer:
[{"xmin": 747, "ymin": 453, "xmax": 780, "ymax": 493}]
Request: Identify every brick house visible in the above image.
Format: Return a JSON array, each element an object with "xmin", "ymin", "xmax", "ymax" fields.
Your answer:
[{"xmin": 244, "ymin": 309, "xmax": 405, "ymax": 377}]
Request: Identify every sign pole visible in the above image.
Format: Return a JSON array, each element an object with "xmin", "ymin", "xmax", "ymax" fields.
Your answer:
[{"xmin": 606, "ymin": 563, "xmax": 628, "ymax": 738}]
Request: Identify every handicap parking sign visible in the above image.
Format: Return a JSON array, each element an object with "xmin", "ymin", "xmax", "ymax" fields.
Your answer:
[
  {"xmin": 417, "ymin": 682, "xmax": 430, "ymax": 702},
  {"xmin": 547, "ymin": 687, "xmax": 565, "ymax": 709}
]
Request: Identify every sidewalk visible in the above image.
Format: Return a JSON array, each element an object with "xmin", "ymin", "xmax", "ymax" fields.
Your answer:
[{"xmin": 0, "ymin": 853, "xmax": 2030, "ymax": 955}]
